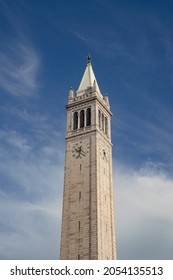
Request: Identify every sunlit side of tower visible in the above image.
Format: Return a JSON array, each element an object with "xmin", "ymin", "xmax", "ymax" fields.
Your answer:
[{"xmin": 60, "ymin": 57, "xmax": 116, "ymax": 260}]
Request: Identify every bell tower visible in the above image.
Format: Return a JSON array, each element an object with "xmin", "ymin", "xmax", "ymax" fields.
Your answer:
[{"xmin": 60, "ymin": 56, "xmax": 116, "ymax": 260}]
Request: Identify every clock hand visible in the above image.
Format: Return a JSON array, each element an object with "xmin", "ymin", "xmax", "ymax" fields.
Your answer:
[
  {"xmin": 78, "ymin": 146, "xmax": 82, "ymax": 152},
  {"xmin": 74, "ymin": 145, "xmax": 86, "ymax": 158},
  {"xmin": 80, "ymin": 150, "xmax": 86, "ymax": 156}
]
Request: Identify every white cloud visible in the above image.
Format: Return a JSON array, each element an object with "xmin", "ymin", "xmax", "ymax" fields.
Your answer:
[
  {"xmin": 115, "ymin": 161, "xmax": 173, "ymax": 259},
  {"xmin": 0, "ymin": 196, "xmax": 62, "ymax": 259},
  {"xmin": 0, "ymin": 42, "xmax": 40, "ymax": 97},
  {"xmin": 0, "ymin": 142, "xmax": 63, "ymax": 259}
]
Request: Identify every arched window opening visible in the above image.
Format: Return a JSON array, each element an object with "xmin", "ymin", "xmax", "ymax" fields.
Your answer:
[
  {"xmin": 86, "ymin": 108, "xmax": 91, "ymax": 126},
  {"xmin": 98, "ymin": 110, "xmax": 101, "ymax": 128},
  {"xmin": 105, "ymin": 117, "xmax": 108, "ymax": 134},
  {"xmin": 102, "ymin": 113, "xmax": 104, "ymax": 131},
  {"xmin": 80, "ymin": 110, "xmax": 85, "ymax": 128},
  {"xmin": 73, "ymin": 112, "xmax": 78, "ymax": 130}
]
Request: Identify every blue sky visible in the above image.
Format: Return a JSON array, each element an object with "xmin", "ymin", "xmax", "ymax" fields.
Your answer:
[{"xmin": 0, "ymin": 0, "xmax": 173, "ymax": 259}]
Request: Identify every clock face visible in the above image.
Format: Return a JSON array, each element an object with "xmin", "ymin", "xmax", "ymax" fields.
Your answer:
[
  {"xmin": 99, "ymin": 143, "xmax": 109, "ymax": 161},
  {"xmin": 72, "ymin": 140, "xmax": 90, "ymax": 159}
]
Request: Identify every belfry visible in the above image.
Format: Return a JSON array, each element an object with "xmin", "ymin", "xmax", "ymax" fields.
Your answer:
[{"xmin": 60, "ymin": 56, "xmax": 116, "ymax": 260}]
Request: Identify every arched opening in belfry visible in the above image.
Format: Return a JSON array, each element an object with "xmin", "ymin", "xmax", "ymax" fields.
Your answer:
[
  {"xmin": 80, "ymin": 110, "xmax": 85, "ymax": 128},
  {"xmin": 86, "ymin": 108, "xmax": 91, "ymax": 126},
  {"xmin": 73, "ymin": 112, "xmax": 78, "ymax": 130}
]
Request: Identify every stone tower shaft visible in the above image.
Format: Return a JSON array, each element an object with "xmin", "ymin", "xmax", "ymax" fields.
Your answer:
[{"xmin": 60, "ymin": 58, "xmax": 116, "ymax": 260}]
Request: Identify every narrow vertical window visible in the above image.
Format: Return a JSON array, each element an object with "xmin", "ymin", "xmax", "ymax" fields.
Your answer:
[
  {"xmin": 78, "ymin": 254, "xmax": 80, "ymax": 260},
  {"xmin": 98, "ymin": 110, "xmax": 101, "ymax": 128},
  {"xmin": 80, "ymin": 110, "xmax": 84, "ymax": 128},
  {"xmin": 79, "ymin": 221, "xmax": 80, "ymax": 231},
  {"xmin": 86, "ymin": 108, "xmax": 91, "ymax": 126},
  {"xmin": 102, "ymin": 113, "xmax": 104, "ymax": 131},
  {"xmin": 105, "ymin": 117, "xmax": 108, "ymax": 134},
  {"xmin": 79, "ymin": 191, "xmax": 81, "ymax": 200},
  {"xmin": 73, "ymin": 112, "xmax": 78, "ymax": 130}
]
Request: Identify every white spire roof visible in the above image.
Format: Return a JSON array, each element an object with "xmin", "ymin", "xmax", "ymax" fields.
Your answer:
[{"xmin": 76, "ymin": 56, "xmax": 101, "ymax": 96}]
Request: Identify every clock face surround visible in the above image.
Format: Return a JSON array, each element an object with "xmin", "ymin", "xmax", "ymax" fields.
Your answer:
[{"xmin": 72, "ymin": 140, "xmax": 90, "ymax": 159}]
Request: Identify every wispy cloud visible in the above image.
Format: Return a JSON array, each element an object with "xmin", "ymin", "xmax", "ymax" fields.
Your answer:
[
  {"xmin": 0, "ymin": 42, "xmax": 40, "ymax": 97},
  {"xmin": 0, "ymin": 0, "xmax": 41, "ymax": 97},
  {"xmin": 0, "ymin": 108, "xmax": 64, "ymax": 259},
  {"xmin": 112, "ymin": 97, "xmax": 173, "ymax": 174},
  {"xmin": 1, "ymin": 106, "xmax": 47, "ymax": 123},
  {"xmin": 72, "ymin": 8, "xmax": 173, "ymax": 74},
  {"xmin": 0, "ymin": 129, "xmax": 31, "ymax": 154},
  {"xmin": 0, "ymin": 106, "xmax": 65, "ymax": 159}
]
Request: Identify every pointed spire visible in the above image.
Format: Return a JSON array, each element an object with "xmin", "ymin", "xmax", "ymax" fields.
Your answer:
[{"xmin": 76, "ymin": 56, "xmax": 102, "ymax": 97}]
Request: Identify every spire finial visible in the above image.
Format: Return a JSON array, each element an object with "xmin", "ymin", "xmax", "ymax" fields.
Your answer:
[{"xmin": 87, "ymin": 54, "xmax": 91, "ymax": 64}]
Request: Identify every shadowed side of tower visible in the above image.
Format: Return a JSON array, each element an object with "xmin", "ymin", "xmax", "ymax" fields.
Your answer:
[{"xmin": 60, "ymin": 56, "xmax": 116, "ymax": 260}]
